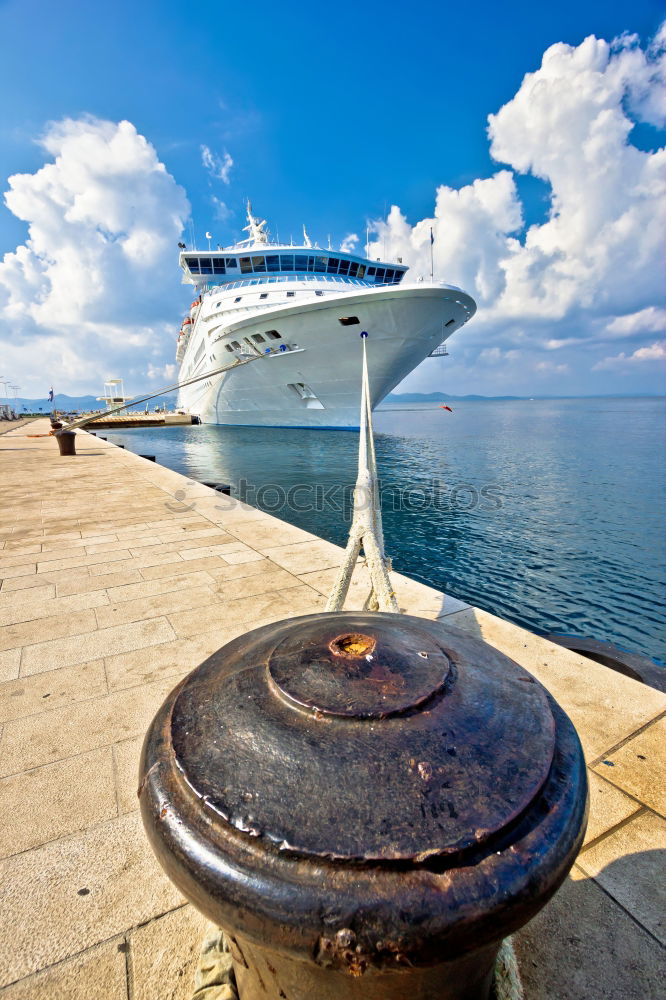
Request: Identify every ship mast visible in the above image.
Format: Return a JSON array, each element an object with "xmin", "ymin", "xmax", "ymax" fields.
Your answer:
[{"xmin": 242, "ymin": 200, "xmax": 269, "ymax": 245}]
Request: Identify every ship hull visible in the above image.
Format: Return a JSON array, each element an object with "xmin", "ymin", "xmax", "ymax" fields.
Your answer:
[{"xmin": 178, "ymin": 284, "xmax": 474, "ymax": 428}]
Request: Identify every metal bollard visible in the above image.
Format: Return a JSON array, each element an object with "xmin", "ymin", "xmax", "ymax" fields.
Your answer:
[
  {"xmin": 140, "ymin": 455, "xmax": 156, "ymax": 462},
  {"xmin": 139, "ymin": 612, "xmax": 588, "ymax": 1000},
  {"xmin": 55, "ymin": 430, "xmax": 76, "ymax": 456}
]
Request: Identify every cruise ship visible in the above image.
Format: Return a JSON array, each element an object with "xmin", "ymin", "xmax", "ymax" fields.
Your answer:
[{"xmin": 176, "ymin": 205, "xmax": 476, "ymax": 427}]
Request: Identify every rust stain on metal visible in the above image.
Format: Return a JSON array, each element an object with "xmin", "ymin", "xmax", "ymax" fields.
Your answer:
[{"xmin": 328, "ymin": 632, "xmax": 376, "ymax": 658}]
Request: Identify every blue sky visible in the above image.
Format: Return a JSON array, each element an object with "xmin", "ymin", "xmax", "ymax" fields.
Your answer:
[{"xmin": 0, "ymin": 0, "xmax": 664, "ymax": 397}]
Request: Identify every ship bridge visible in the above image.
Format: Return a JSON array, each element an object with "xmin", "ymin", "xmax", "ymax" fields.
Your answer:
[{"xmin": 179, "ymin": 248, "xmax": 408, "ymax": 290}]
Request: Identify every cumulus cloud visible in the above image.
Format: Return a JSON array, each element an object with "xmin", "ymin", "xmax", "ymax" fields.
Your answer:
[
  {"xmin": 0, "ymin": 116, "xmax": 190, "ymax": 395},
  {"xmin": 593, "ymin": 340, "xmax": 666, "ymax": 370},
  {"xmin": 339, "ymin": 233, "xmax": 359, "ymax": 253},
  {"xmin": 201, "ymin": 145, "xmax": 233, "ymax": 184},
  {"xmin": 370, "ymin": 24, "xmax": 666, "ymax": 394}
]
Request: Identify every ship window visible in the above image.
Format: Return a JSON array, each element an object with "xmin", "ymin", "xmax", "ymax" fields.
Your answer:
[
  {"xmin": 315, "ymin": 290, "xmax": 324, "ymax": 296},
  {"xmin": 286, "ymin": 291, "xmax": 295, "ymax": 297},
  {"xmin": 314, "ymin": 255, "xmax": 327, "ymax": 272},
  {"xmin": 253, "ymin": 256, "xmax": 266, "ymax": 273},
  {"xmin": 367, "ymin": 267, "xmax": 375, "ymax": 276},
  {"xmin": 338, "ymin": 316, "xmax": 360, "ymax": 326},
  {"xmin": 234, "ymin": 296, "xmax": 242, "ymax": 302},
  {"xmin": 385, "ymin": 269, "xmax": 394, "ymax": 282},
  {"xmin": 280, "ymin": 254, "xmax": 294, "ymax": 271},
  {"xmin": 294, "ymin": 254, "xmax": 308, "ymax": 271},
  {"xmin": 338, "ymin": 259, "xmax": 350, "ymax": 275},
  {"xmin": 327, "ymin": 257, "xmax": 339, "ymax": 273},
  {"xmin": 185, "ymin": 257, "xmax": 200, "ymax": 273},
  {"xmin": 199, "ymin": 258, "xmax": 213, "ymax": 274},
  {"xmin": 266, "ymin": 330, "xmax": 281, "ymax": 339},
  {"xmin": 225, "ymin": 344, "xmax": 234, "ymax": 352},
  {"xmin": 375, "ymin": 268, "xmax": 385, "ymax": 281},
  {"xmin": 239, "ymin": 257, "xmax": 253, "ymax": 274},
  {"xmin": 266, "ymin": 255, "xmax": 280, "ymax": 272},
  {"xmin": 357, "ymin": 264, "xmax": 366, "ymax": 279},
  {"xmin": 225, "ymin": 258, "xmax": 237, "ymax": 267},
  {"xmin": 349, "ymin": 261, "xmax": 359, "ymax": 277},
  {"xmin": 213, "ymin": 259, "xmax": 225, "ymax": 273},
  {"xmin": 252, "ymin": 334, "xmax": 266, "ymax": 343},
  {"xmin": 260, "ymin": 292, "xmax": 268, "ymax": 299},
  {"xmin": 231, "ymin": 341, "xmax": 241, "ymax": 349}
]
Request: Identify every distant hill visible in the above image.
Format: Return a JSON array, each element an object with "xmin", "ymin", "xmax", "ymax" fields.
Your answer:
[
  {"xmin": 384, "ymin": 391, "xmax": 524, "ymax": 403},
  {"xmin": 12, "ymin": 393, "xmax": 178, "ymax": 413}
]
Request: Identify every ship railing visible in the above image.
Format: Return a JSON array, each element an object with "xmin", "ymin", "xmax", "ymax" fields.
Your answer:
[{"xmin": 197, "ymin": 274, "xmax": 403, "ymax": 294}]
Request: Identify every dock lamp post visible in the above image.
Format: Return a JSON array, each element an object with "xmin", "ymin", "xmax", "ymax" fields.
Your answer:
[{"xmin": 0, "ymin": 377, "xmax": 11, "ymax": 419}]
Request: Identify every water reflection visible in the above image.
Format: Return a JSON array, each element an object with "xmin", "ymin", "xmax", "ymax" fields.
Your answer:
[{"xmin": 103, "ymin": 397, "xmax": 666, "ymax": 662}]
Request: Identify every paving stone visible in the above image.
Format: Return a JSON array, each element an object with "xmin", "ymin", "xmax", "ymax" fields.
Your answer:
[
  {"xmin": 0, "ymin": 659, "xmax": 107, "ymax": 724},
  {"xmin": 113, "ymin": 735, "xmax": 143, "ymax": 813},
  {"xmin": 0, "ymin": 583, "xmax": 55, "ymax": 606},
  {"xmin": 514, "ymin": 868, "xmax": 666, "ymax": 999},
  {"xmin": 0, "ymin": 609, "xmax": 97, "ymax": 654},
  {"xmin": 21, "ymin": 616, "xmax": 176, "ymax": 676},
  {"xmin": 0, "ymin": 674, "xmax": 179, "ymax": 775},
  {"xmin": 0, "ymin": 812, "xmax": 183, "ymax": 987},
  {"xmin": 105, "ymin": 623, "xmax": 255, "ymax": 692},
  {"xmin": 0, "ymin": 649, "xmax": 21, "ymax": 684},
  {"xmin": 140, "ymin": 554, "xmax": 237, "ymax": 580},
  {"xmin": 95, "ymin": 584, "xmax": 220, "ymax": 629},
  {"xmin": 593, "ymin": 716, "xmax": 666, "ymax": 816},
  {"xmin": 55, "ymin": 568, "xmax": 144, "ymax": 596},
  {"xmin": 584, "ymin": 770, "xmax": 642, "ymax": 845},
  {"xmin": 168, "ymin": 584, "xmax": 324, "ymax": 639},
  {"xmin": 220, "ymin": 548, "xmax": 267, "ymax": 565},
  {"xmin": 35, "ymin": 549, "xmax": 131, "ymax": 573},
  {"xmin": 130, "ymin": 904, "xmax": 211, "ymax": 1000},
  {"xmin": 0, "ymin": 748, "xmax": 117, "ymax": 858},
  {"xmin": 105, "ymin": 569, "xmax": 217, "ymax": 604},
  {"xmin": 261, "ymin": 538, "xmax": 344, "ymax": 574},
  {"xmin": 0, "ymin": 937, "xmax": 127, "ymax": 1000},
  {"xmin": 576, "ymin": 810, "xmax": 666, "ymax": 944},
  {"xmin": 0, "ymin": 589, "xmax": 109, "ymax": 628}
]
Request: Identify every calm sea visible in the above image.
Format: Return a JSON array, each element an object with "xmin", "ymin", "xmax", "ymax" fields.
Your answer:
[{"xmin": 102, "ymin": 397, "xmax": 666, "ymax": 662}]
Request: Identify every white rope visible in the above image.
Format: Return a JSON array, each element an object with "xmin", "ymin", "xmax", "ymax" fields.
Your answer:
[{"xmin": 326, "ymin": 334, "xmax": 399, "ymax": 613}]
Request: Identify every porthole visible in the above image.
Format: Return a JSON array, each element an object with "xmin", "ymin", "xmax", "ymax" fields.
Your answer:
[{"xmin": 338, "ymin": 316, "xmax": 360, "ymax": 326}]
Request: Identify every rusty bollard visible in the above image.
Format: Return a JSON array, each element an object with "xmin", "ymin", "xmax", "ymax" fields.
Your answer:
[
  {"xmin": 55, "ymin": 430, "xmax": 77, "ymax": 456},
  {"xmin": 139, "ymin": 612, "xmax": 588, "ymax": 1000}
]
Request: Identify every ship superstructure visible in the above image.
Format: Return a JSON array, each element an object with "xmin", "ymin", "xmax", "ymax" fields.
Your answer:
[{"xmin": 176, "ymin": 205, "xmax": 476, "ymax": 427}]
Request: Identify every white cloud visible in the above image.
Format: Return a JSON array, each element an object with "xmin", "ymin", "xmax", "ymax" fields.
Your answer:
[
  {"xmin": 147, "ymin": 362, "xmax": 176, "ymax": 381},
  {"xmin": 211, "ymin": 196, "xmax": 231, "ymax": 223},
  {"xmin": 339, "ymin": 233, "xmax": 359, "ymax": 253},
  {"xmin": 605, "ymin": 306, "xmax": 666, "ymax": 336},
  {"xmin": 371, "ymin": 24, "xmax": 666, "ymax": 394},
  {"xmin": 200, "ymin": 145, "xmax": 233, "ymax": 184},
  {"xmin": 593, "ymin": 340, "xmax": 666, "ymax": 370},
  {"xmin": 0, "ymin": 116, "xmax": 190, "ymax": 395}
]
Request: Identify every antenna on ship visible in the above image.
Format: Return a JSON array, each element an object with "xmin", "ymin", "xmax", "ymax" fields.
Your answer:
[
  {"xmin": 205, "ymin": 231, "xmax": 212, "ymax": 251},
  {"xmin": 327, "ymin": 234, "xmax": 332, "ymax": 250},
  {"xmin": 303, "ymin": 225, "xmax": 312, "ymax": 249},
  {"xmin": 243, "ymin": 200, "xmax": 269, "ymax": 245}
]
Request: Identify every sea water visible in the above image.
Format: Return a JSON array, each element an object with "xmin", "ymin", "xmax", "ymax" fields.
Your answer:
[{"xmin": 103, "ymin": 396, "xmax": 666, "ymax": 662}]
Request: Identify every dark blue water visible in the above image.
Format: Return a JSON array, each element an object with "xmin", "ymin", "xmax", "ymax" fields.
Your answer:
[{"xmin": 102, "ymin": 397, "xmax": 666, "ymax": 662}]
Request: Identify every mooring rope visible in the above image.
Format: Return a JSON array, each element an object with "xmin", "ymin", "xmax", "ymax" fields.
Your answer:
[{"xmin": 325, "ymin": 333, "xmax": 399, "ymax": 614}]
